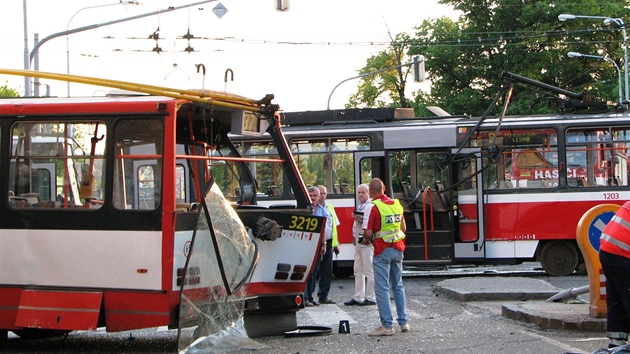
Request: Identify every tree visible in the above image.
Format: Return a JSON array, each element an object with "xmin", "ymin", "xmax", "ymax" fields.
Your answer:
[
  {"xmin": 0, "ymin": 81, "xmax": 20, "ymax": 97},
  {"xmin": 347, "ymin": 32, "xmax": 414, "ymax": 109},
  {"xmin": 349, "ymin": 0, "xmax": 630, "ymax": 117}
]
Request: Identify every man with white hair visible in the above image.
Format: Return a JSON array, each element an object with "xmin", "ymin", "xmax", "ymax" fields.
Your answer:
[{"xmin": 344, "ymin": 183, "xmax": 375, "ymax": 306}]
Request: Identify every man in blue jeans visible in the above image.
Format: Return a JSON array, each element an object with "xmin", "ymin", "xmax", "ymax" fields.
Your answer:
[{"xmin": 362, "ymin": 178, "xmax": 409, "ymax": 336}]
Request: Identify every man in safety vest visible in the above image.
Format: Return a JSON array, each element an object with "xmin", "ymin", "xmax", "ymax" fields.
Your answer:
[
  {"xmin": 600, "ymin": 201, "xmax": 630, "ymax": 348},
  {"xmin": 362, "ymin": 178, "xmax": 409, "ymax": 336}
]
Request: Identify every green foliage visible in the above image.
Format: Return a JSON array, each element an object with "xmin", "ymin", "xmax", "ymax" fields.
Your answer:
[
  {"xmin": 347, "ymin": 32, "xmax": 414, "ymax": 109},
  {"xmin": 0, "ymin": 81, "xmax": 20, "ymax": 97},
  {"xmin": 350, "ymin": 0, "xmax": 630, "ymax": 116}
]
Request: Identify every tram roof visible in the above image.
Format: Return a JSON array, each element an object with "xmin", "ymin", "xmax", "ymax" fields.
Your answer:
[{"xmin": 281, "ymin": 107, "xmax": 630, "ymax": 130}]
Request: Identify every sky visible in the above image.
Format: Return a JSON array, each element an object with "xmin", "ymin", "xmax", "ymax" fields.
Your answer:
[{"xmin": 0, "ymin": 0, "xmax": 457, "ymax": 112}]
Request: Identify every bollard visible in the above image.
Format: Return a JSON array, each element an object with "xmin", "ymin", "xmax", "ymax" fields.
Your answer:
[
  {"xmin": 576, "ymin": 203, "xmax": 620, "ymax": 318},
  {"xmin": 338, "ymin": 320, "xmax": 350, "ymax": 334}
]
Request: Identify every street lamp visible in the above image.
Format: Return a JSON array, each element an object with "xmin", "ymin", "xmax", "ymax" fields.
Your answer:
[
  {"xmin": 66, "ymin": 1, "xmax": 139, "ymax": 97},
  {"xmin": 558, "ymin": 13, "xmax": 629, "ymax": 103},
  {"xmin": 567, "ymin": 51, "xmax": 623, "ymax": 104},
  {"xmin": 24, "ymin": 0, "xmax": 218, "ymax": 97}
]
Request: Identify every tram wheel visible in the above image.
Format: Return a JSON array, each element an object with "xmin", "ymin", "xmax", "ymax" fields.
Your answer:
[
  {"xmin": 539, "ymin": 241, "xmax": 579, "ymax": 276},
  {"xmin": 12, "ymin": 329, "xmax": 70, "ymax": 340}
]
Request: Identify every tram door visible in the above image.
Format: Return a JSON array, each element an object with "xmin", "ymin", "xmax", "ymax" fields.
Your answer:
[
  {"xmin": 354, "ymin": 151, "xmax": 386, "ymax": 189},
  {"xmin": 401, "ymin": 149, "xmax": 456, "ymax": 264},
  {"xmin": 453, "ymin": 148, "xmax": 485, "ymax": 260}
]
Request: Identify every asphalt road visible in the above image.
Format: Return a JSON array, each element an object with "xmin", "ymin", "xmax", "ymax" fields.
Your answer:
[{"xmin": 2, "ymin": 263, "xmax": 608, "ymax": 354}]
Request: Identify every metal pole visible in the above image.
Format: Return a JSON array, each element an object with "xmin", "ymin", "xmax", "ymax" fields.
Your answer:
[
  {"xmin": 559, "ymin": 14, "xmax": 629, "ymax": 102},
  {"xmin": 67, "ymin": 3, "xmax": 125, "ymax": 97},
  {"xmin": 621, "ymin": 25, "xmax": 628, "ymax": 102},
  {"xmin": 23, "ymin": 0, "xmax": 30, "ymax": 97},
  {"xmin": 605, "ymin": 55, "xmax": 624, "ymax": 104},
  {"xmin": 568, "ymin": 52, "xmax": 623, "ymax": 104},
  {"xmin": 34, "ymin": 33, "xmax": 39, "ymax": 97}
]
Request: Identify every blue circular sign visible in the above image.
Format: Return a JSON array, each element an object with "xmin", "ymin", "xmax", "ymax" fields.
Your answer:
[{"xmin": 587, "ymin": 211, "xmax": 615, "ymax": 252}]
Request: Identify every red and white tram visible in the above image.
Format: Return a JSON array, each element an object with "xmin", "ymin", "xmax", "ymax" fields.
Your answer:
[
  {"xmin": 0, "ymin": 71, "xmax": 322, "ymax": 343},
  {"xmin": 232, "ymin": 106, "xmax": 630, "ymax": 277}
]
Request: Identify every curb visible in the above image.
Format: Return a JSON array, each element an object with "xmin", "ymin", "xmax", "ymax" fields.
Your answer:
[
  {"xmin": 433, "ymin": 277, "xmax": 560, "ymax": 302},
  {"xmin": 501, "ymin": 303, "xmax": 607, "ymax": 332}
]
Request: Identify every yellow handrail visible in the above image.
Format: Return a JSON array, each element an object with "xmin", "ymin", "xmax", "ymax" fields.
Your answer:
[{"xmin": 0, "ymin": 68, "xmax": 273, "ymax": 113}]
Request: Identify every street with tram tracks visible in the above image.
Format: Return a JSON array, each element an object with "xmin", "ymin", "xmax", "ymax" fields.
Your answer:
[{"xmin": 2, "ymin": 263, "xmax": 610, "ymax": 353}]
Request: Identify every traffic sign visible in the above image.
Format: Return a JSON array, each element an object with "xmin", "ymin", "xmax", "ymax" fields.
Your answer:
[{"xmin": 576, "ymin": 203, "xmax": 621, "ymax": 318}]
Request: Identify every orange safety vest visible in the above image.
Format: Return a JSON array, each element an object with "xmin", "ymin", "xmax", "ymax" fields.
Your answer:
[{"xmin": 600, "ymin": 201, "xmax": 630, "ymax": 259}]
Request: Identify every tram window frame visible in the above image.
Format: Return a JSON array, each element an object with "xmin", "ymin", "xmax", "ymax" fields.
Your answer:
[
  {"xmin": 470, "ymin": 128, "xmax": 559, "ymax": 190},
  {"xmin": 233, "ymin": 141, "xmax": 284, "ymax": 198},
  {"xmin": 113, "ymin": 119, "xmax": 163, "ymax": 211},
  {"xmin": 9, "ymin": 121, "xmax": 107, "ymax": 209},
  {"xmin": 566, "ymin": 127, "xmax": 630, "ymax": 188},
  {"xmin": 290, "ymin": 137, "xmax": 369, "ymax": 195}
]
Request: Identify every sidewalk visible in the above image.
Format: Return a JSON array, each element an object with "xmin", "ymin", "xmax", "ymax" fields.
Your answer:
[{"xmin": 433, "ymin": 276, "xmax": 607, "ymax": 332}]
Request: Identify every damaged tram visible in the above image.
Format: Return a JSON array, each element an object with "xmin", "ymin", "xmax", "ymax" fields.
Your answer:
[{"xmin": 0, "ymin": 70, "xmax": 322, "ymax": 348}]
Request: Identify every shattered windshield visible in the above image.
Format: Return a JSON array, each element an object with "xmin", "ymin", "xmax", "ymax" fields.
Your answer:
[{"xmin": 177, "ymin": 182, "xmax": 261, "ymax": 353}]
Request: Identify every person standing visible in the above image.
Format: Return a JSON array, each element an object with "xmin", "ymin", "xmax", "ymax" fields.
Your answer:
[
  {"xmin": 316, "ymin": 185, "xmax": 339, "ymax": 304},
  {"xmin": 599, "ymin": 201, "xmax": 630, "ymax": 348},
  {"xmin": 363, "ymin": 178, "xmax": 409, "ymax": 336},
  {"xmin": 344, "ymin": 183, "xmax": 376, "ymax": 306},
  {"xmin": 304, "ymin": 186, "xmax": 325, "ymax": 307}
]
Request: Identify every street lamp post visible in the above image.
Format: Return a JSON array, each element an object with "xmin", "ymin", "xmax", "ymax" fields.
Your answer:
[
  {"xmin": 66, "ymin": 1, "xmax": 139, "ymax": 97},
  {"xmin": 567, "ymin": 51, "xmax": 623, "ymax": 104},
  {"xmin": 24, "ymin": 0, "xmax": 218, "ymax": 97},
  {"xmin": 326, "ymin": 55, "xmax": 425, "ymax": 110},
  {"xmin": 559, "ymin": 13, "xmax": 629, "ymax": 103}
]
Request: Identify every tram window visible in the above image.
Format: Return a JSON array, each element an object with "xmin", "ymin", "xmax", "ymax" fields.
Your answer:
[
  {"xmin": 359, "ymin": 157, "xmax": 375, "ymax": 186},
  {"xmin": 113, "ymin": 119, "xmax": 162, "ymax": 210},
  {"xmin": 566, "ymin": 128, "xmax": 627, "ymax": 187},
  {"xmin": 234, "ymin": 141, "xmax": 284, "ymax": 198},
  {"xmin": 290, "ymin": 137, "xmax": 366, "ymax": 195},
  {"xmin": 175, "ymin": 165, "xmax": 186, "ymax": 204},
  {"xmin": 470, "ymin": 128, "xmax": 558, "ymax": 189},
  {"xmin": 416, "ymin": 152, "xmax": 448, "ymax": 192},
  {"xmin": 137, "ymin": 165, "xmax": 156, "ymax": 210},
  {"xmin": 10, "ymin": 122, "xmax": 106, "ymax": 209}
]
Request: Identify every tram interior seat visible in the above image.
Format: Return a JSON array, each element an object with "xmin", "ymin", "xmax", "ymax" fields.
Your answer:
[
  {"xmin": 176, "ymin": 203, "xmax": 191, "ymax": 212},
  {"xmin": 401, "ymin": 182, "xmax": 412, "ymax": 199},
  {"xmin": 21, "ymin": 193, "xmax": 40, "ymax": 204},
  {"xmin": 33, "ymin": 200, "xmax": 56, "ymax": 208},
  {"xmin": 9, "ymin": 196, "xmax": 32, "ymax": 208},
  {"xmin": 435, "ymin": 181, "xmax": 450, "ymax": 211},
  {"xmin": 400, "ymin": 181, "xmax": 421, "ymax": 209},
  {"xmin": 333, "ymin": 184, "xmax": 341, "ymax": 194},
  {"xmin": 500, "ymin": 180, "xmax": 513, "ymax": 189}
]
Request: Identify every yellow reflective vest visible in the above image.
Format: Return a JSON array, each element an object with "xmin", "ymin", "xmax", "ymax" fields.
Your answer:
[{"xmin": 372, "ymin": 199, "xmax": 405, "ymax": 243}]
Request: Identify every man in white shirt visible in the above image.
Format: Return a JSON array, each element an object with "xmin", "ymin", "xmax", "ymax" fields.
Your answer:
[{"xmin": 344, "ymin": 183, "xmax": 375, "ymax": 306}]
